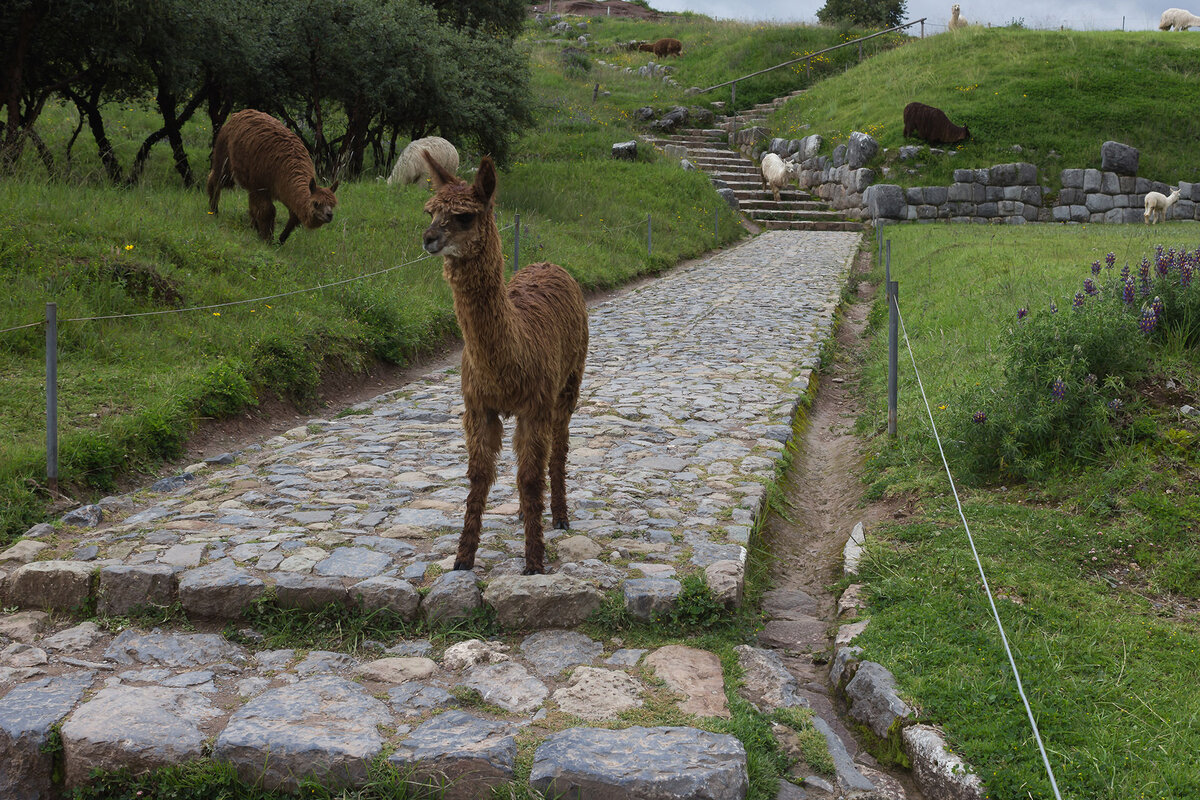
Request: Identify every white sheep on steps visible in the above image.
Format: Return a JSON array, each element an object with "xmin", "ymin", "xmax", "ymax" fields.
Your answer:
[
  {"xmin": 759, "ymin": 153, "xmax": 799, "ymax": 202},
  {"xmin": 1144, "ymin": 187, "xmax": 1181, "ymax": 224}
]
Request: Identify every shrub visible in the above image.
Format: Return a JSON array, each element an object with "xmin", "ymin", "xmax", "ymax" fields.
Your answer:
[
  {"xmin": 952, "ymin": 246, "xmax": 1200, "ymax": 481},
  {"xmin": 196, "ymin": 360, "xmax": 258, "ymax": 419}
]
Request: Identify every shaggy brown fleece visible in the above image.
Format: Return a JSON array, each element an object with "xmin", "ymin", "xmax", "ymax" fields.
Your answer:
[
  {"xmin": 902, "ymin": 102, "xmax": 970, "ymax": 145},
  {"xmin": 638, "ymin": 37, "xmax": 682, "ymax": 57},
  {"xmin": 206, "ymin": 109, "xmax": 339, "ymax": 244},
  {"xmin": 421, "ymin": 153, "xmax": 589, "ymax": 575}
]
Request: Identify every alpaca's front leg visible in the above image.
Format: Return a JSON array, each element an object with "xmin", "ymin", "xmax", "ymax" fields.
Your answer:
[
  {"xmin": 456, "ymin": 406, "xmax": 501, "ymax": 571},
  {"xmin": 514, "ymin": 415, "xmax": 550, "ymax": 574}
]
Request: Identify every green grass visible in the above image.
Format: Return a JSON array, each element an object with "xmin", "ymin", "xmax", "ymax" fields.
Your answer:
[
  {"xmin": 769, "ymin": 27, "xmax": 1200, "ymax": 191},
  {"xmin": 529, "ymin": 13, "xmax": 910, "ymax": 113},
  {"xmin": 853, "ymin": 222, "xmax": 1200, "ymax": 799}
]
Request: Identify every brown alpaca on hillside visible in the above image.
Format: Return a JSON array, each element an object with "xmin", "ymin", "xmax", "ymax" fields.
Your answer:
[
  {"xmin": 421, "ymin": 153, "xmax": 589, "ymax": 575},
  {"xmin": 207, "ymin": 109, "xmax": 339, "ymax": 244},
  {"xmin": 638, "ymin": 37, "xmax": 682, "ymax": 57}
]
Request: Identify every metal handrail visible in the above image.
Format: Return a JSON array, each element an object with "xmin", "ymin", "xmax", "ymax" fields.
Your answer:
[{"xmin": 695, "ymin": 18, "xmax": 927, "ymax": 94}]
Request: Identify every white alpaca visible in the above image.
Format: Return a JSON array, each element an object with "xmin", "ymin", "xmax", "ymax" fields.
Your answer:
[
  {"xmin": 760, "ymin": 152, "xmax": 799, "ymax": 202},
  {"xmin": 1144, "ymin": 187, "xmax": 1180, "ymax": 224},
  {"xmin": 387, "ymin": 136, "xmax": 460, "ymax": 186},
  {"xmin": 1159, "ymin": 8, "xmax": 1200, "ymax": 29},
  {"xmin": 949, "ymin": 4, "xmax": 968, "ymax": 30}
]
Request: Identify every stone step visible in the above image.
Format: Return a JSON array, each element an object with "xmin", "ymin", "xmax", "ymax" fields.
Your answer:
[
  {"xmin": 746, "ymin": 209, "xmax": 846, "ymax": 222},
  {"xmin": 738, "ymin": 199, "xmax": 827, "ymax": 212},
  {"xmin": 762, "ymin": 219, "xmax": 867, "ymax": 232}
]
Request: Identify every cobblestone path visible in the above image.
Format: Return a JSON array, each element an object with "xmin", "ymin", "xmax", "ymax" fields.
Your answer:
[{"xmin": 1, "ymin": 230, "xmax": 870, "ymax": 800}]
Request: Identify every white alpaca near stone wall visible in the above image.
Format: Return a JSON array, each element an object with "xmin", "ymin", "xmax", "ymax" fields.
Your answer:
[
  {"xmin": 948, "ymin": 4, "xmax": 968, "ymax": 30},
  {"xmin": 1144, "ymin": 187, "xmax": 1180, "ymax": 224}
]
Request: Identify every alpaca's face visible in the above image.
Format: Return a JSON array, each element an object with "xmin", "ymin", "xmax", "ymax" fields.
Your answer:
[
  {"xmin": 306, "ymin": 179, "xmax": 338, "ymax": 229},
  {"xmin": 423, "ymin": 205, "xmax": 479, "ymax": 258},
  {"xmin": 951, "ymin": 4, "xmax": 960, "ymax": 13}
]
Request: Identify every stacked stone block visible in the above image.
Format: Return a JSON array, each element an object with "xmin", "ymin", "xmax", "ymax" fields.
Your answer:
[{"xmin": 1053, "ymin": 169, "xmax": 1189, "ymax": 224}]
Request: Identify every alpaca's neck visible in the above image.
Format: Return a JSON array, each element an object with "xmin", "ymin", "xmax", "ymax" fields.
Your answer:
[{"xmin": 444, "ymin": 222, "xmax": 518, "ymax": 367}]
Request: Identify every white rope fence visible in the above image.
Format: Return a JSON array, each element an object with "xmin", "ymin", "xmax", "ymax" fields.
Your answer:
[{"xmin": 895, "ymin": 300, "xmax": 1065, "ymax": 800}]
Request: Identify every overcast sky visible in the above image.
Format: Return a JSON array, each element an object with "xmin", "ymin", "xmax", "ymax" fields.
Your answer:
[{"xmin": 651, "ymin": 0, "xmax": 1170, "ymax": 31}]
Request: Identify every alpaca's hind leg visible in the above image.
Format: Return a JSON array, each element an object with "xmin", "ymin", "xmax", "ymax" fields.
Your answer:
[
  {"xmin": 514, "ymin": 415, "xmax": 551, "ymax": 574},
  {"xmin": 549, "ymin": 375, "xmax": 581, "ymax": 530},
  {"xmin": 248, "ymin": 192, "xmax": 276, "ymax": 241},
  {"xmin": 456, "ymin": 406, "xmax": 502, "ymax": 571}
]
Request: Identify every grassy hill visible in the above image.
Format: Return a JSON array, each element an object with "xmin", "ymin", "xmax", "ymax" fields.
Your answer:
[{"xmin": 769, "ymin": 27, "xmax": 1200, "ymax": 190}]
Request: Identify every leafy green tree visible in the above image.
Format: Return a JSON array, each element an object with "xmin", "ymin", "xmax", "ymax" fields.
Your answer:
[
  {"xmin": 419, "ymin": 0, "xmax": 528, "ymax": 37},
  {"xmin": 816, "ymin": 0, "xmax": 908, "ymax": 27}
]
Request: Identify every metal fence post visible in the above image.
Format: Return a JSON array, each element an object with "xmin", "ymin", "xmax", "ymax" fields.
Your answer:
[
  {"xmin": 46, "ymin": 302, "xmax": 58, "ymax": 491},
  {"xmin": 514, "ymin": 213, "xmax": 521, "ymax": 272},
  {"xmin": 647, "ymin": 213, "xmax": 652, "ymax": 256},
  {"xmin": 886, "ymin": 242, "xmax": 898, "ymax": 437}
]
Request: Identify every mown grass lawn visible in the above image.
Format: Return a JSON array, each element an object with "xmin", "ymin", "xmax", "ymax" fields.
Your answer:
[{"xmin": 853, "ymin": 221, "xmax": 1200, "ymax": 800}]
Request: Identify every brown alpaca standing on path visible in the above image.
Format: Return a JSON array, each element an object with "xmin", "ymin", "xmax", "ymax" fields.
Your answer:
[
  {"xmin": 421, "ymin": 153, "xmax": 589, "ymax": 575},
  {"xmin": 207, "ymin": 109, "xmax": 339, "ymax": 245}
]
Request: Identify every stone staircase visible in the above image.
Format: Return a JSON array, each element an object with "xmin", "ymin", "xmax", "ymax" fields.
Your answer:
[{"xmin": 651, "ymin": 92, "xmax": 865, "ymax": 233}]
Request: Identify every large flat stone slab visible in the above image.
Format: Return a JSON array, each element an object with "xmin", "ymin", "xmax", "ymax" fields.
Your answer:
[
  {"xmin": 178, "ymin": 558, "xmax": 265, "ymax": 618},
  {"xmin": 215, "ymin": 675, "xmax": 390, "ymax": 792},
  {"xmin": 97, "ymin": 564, "xmax": 177, "ymax": 615},
  {"xmin": 103, "ymin": 629, "xmax": 246, "ymax": 668},
  {"xmin": 0, "ymin": 672, "xmax": 95, "ymax": 800},
  {"xmin": 60, "ymin": 684, "xmax": 220, "ymax": 788},
  {"xmin": 482, "ymin": 574, "xmax": 604, "ymax": 629},
  {"xmin": 530, "ymin": 726, "xmax": 749, "ymax": 799},
  {"xmin": 5, "ymin": 561, "xmax": 95, "ymax": 611},
  {"xmin": 388, "ymin": 710, "xmax": 516, "ymax": 800},
  {"xmin": 645, "ymin": 645, "xmax": 729, "ymax": 718},
  {"xmin": 460, "ymin": 661, "xmax": 547, "ymax": 714}
]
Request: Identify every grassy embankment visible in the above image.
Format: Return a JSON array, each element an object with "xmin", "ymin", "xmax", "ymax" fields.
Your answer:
[
  {"xmin": 535, "ymin": 12, "xmax": 909, "ymax": 112},
  {"xmin": 852, "ymin": 222, "xmax": 1200, "ymax": 799},
  {"xmin": 768, "ymin": 27, "xmax": 1200, "ymax": 192}
]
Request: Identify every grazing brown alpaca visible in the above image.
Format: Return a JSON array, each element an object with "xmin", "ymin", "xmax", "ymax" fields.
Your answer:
[
  {"xmin": 207, "ymin": 109, "xmax": 339, "ymax": 245},
  {"xmin": 421, "ymin": 153, "xmax": 589, "ymax": 575}
]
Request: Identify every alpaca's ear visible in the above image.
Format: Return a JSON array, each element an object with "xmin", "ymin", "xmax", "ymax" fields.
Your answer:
[
  {"xmin": 330, "ymin": 180, "xmax": 340, "ymax": 193},
  {"xmin": 424, "ymin": 151, "xmax": 459, "ymax": 190},
  {"xmin": 473, "ymin": 157, "xmax": 497, "ymax": 205}
]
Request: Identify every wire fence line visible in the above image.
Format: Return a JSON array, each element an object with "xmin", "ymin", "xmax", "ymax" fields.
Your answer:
[
  {"xmin": 0, "ymin": 220, "xmax": 514, "ymax": 332},
  {"xmin": 894, "ymin": 298, "xmax": 1065, "ymax": 800},
  {"xmin": 1, "ymin": 207, "xmax": 729, "ymax": 335}
]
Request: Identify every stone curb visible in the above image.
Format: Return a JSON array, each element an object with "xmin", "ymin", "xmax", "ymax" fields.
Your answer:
[
  {"xmin": 0, "ymin": 555, "xmax": 747, "ymax": 631},
  {"xmin": 835, "ymin": 522, "xmax": 986, "ymax": 800}
]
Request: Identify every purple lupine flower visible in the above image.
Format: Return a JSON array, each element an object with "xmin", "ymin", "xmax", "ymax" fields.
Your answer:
[
  {"xmin": 1105, "ymin": 252, "xmax": 1116, "ymax": 269},
  {"xmin": 973, "ymin": 410, "xmax": 987, "ymax": 424},
  {"xmin": 1123, "ymin": 278, "xmax": 1135, "ymax": 306},
  {"xmin": 1140, "ymin": 277, "xmax": 1151, "ymax": 298},
  {"xmin": 1091, "ymin": 260, "xmax": 1102, "ymax": 276},
  {"xmin": 1182, "ymin": 260, "xmax": 1193, "ymax": 288},
  {"xmin": 1084, "ymin": 373, "xmax": 1097, "ymax": 386},
  {"xmin": 1139, "ymin": 306, "xmax": 1157, "ymax": 335},
  {"xmin": 1152, "ymin": 295, "xmax": 1164, "ymax": 318},
  {"xmin": 1108, "ymin": 398, "xmax": 1123, "ymax": 411},
  {"xmin": 1121, "ymin": 264, "xmax": 1130, "ymax": 281},
  {"xmin": 1051, "ymin": 378, "xmax": 1066, "ymax": 402},
  {"xmin": 1073, "ymin": 291, "xmax": 1086, "ymax": 309},
  {"xmin": 1016, "ymin": 307, "xmax": 1028, "ymax": 321},
  {"xmin": 1084, "ymin": 278, "xmax": 1098, "ymax": 296},
  {"xmin": 1157, "ymin": 252, "xmax": 1171, "ymax": 278},
  {"xmin": 1140, "ymin": 257, "xmax": 1151, "ymax": 280},
  {"xmin": 1049, "ymin": 300, "xmax": 1058, "ymax": 314}
]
